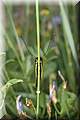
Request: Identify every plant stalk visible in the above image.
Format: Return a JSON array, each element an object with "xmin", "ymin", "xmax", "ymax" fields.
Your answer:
[{"xmin": 36, "ymin": 0, "xmax": 40, "ymax": 119}]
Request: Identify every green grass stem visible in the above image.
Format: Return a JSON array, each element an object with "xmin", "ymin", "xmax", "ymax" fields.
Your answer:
[{"xmin": 36, "ymin": 0, "xmax": 40, "ymax": 119}]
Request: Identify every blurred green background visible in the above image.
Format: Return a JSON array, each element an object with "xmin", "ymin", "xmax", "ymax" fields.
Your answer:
[{"xmin": 3, "ymin": 2, "xmax": 80, "ymax": 119}]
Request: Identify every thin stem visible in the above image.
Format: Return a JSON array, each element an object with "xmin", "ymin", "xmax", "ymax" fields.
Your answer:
[{"xmin": 36, "ymin": 0, "xmax": 40, "ymax": 119}]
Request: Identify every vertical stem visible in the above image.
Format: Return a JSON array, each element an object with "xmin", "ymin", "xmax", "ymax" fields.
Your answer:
[{"xmin": 36, "ymin": 0, "xmax": 40, "ymax": 119}]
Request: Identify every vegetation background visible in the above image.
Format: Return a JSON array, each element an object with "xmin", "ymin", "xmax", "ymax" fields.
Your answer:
[{"xmin": 1, "ymin": 1, "xmax": 80, "ymax": 120}]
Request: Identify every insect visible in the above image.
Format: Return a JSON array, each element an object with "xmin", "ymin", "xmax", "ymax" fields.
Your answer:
[
  {"xmin": 35, "ymin": 57, "xmax": 43, "ymax": 89},
  {"xmin": 19, "ymin": 33, "xmax": 58, "ymax": 91}
]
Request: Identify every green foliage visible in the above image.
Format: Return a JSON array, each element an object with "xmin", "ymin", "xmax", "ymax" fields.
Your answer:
[
  {"xmin": 3, "ymin": 2, "xmax": 79, "ymax": 120},
  {"xmin": 58, "ymin": 87, "xmax": 77, "ymax": 118}
]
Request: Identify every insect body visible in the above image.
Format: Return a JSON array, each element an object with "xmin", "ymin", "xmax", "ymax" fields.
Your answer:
[{"xmin": 35, "ymin": 57, "xmax": 43, "ymax": 89}]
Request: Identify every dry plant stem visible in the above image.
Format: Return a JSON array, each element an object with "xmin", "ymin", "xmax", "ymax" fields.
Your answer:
[{"xmin": 36, "ymin": 0, "xmax": 40, "ymax": 119}]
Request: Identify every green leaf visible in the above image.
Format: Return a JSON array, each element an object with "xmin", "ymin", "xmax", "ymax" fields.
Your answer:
[
  {"xmin": 24, "ymin": 105, "xmax": 35, "ymax": 117},
  {"xmin": 27, "ymin": 46, "xmax": 37, "ymax": 57},
  {"xmin": 6, "ymin": 79, "xmax": 23, "ymax": 87},
  {"xmin": 44, "ymin": 40, "xmax": 50, "ymax": 54},
  {"xmin": 59, "ymin": 1, "xmax": 78, "ymax": 66},
  {"xmin": 58, "ymin": 87, "xmax": 77, "ymax": 118},
  {"xmin": 26, "ymin": 56, "xmax": 32, "ymax": 75}
]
